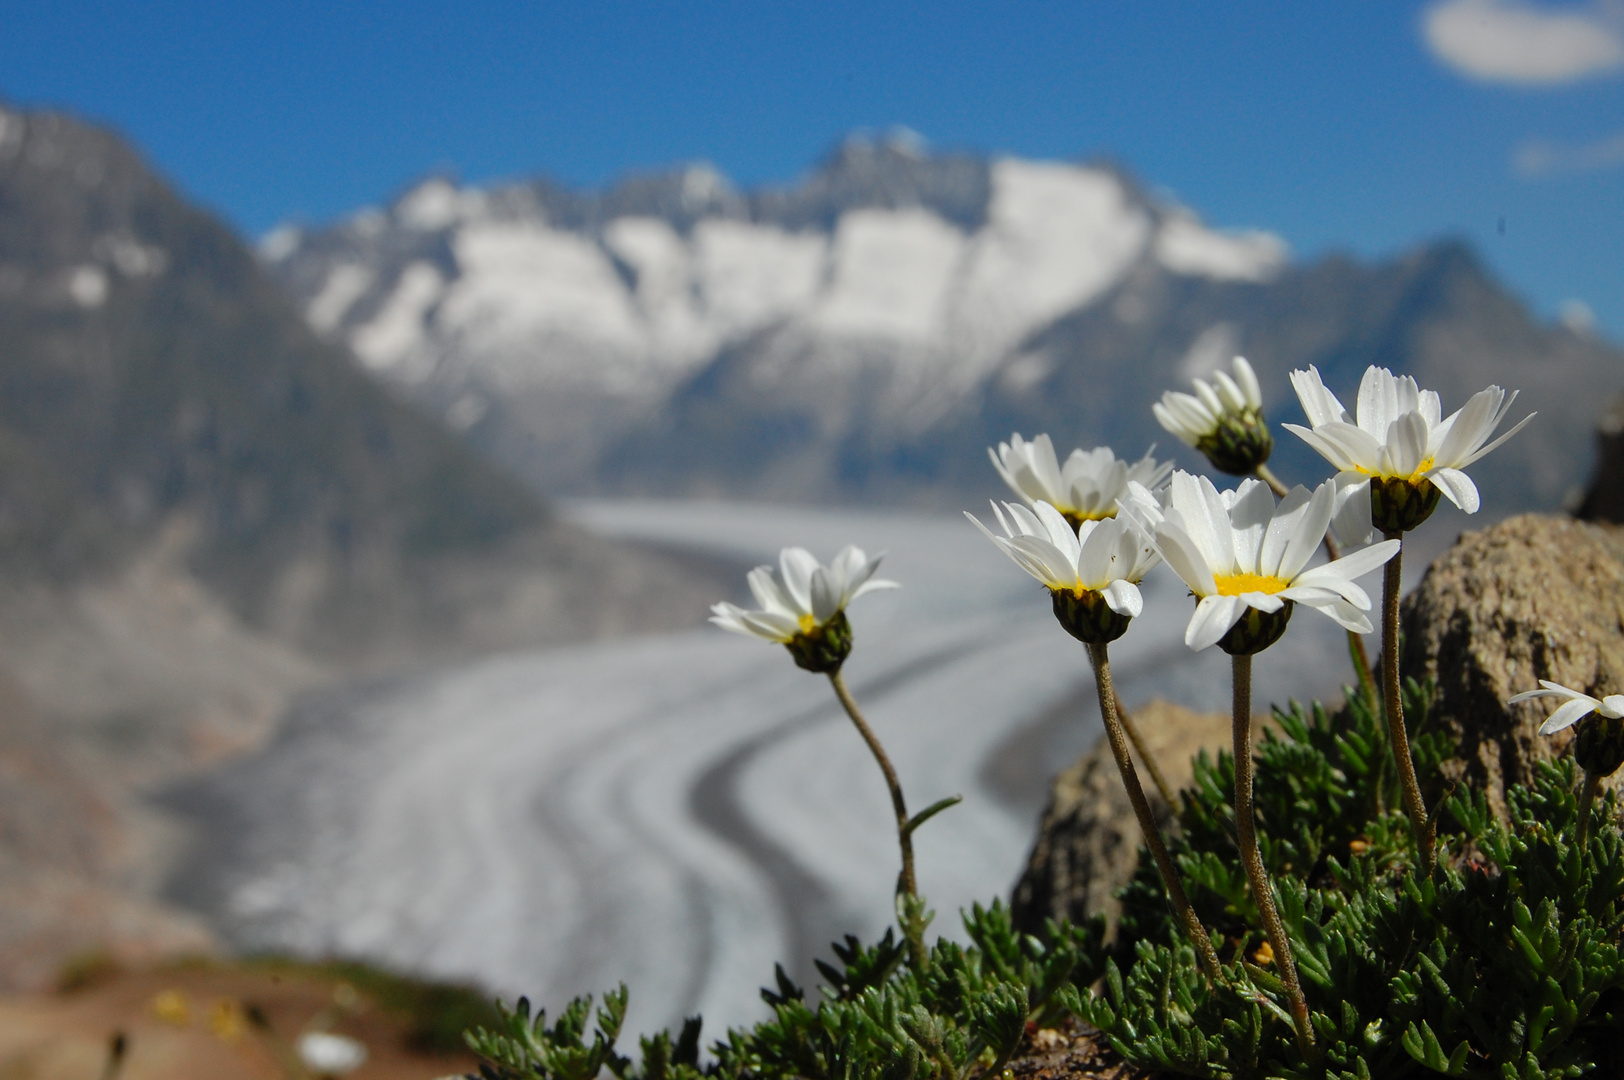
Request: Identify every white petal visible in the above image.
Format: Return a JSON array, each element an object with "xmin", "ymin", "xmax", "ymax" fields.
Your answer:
[
  {"xmin": 1283, "ymin": 422, "xmax": 1362, "ymax": 473},
  {"xmin": 849, "ymin": 577, "xmax": 900, "ymax": 600},
  {"xmin": 1186, "ymin": 594, "xmax": 1244, "ymax": 651},
  {"xmin": 1458, "ymin": 408, "xmax": 1536, "ymax": 469},
  {"xmin": 1214, "ymin": 369, "xmax": 1247, "ymax": 412},
  {"xmin": 1383, "ymin": 411, "xmax": 1429, "ymax": 477},
  {"xmin": 1259, "ymin": 484, "xmax": 1313, "ymax": 576},
  {"xmin": 1227, "ymin": 479, "xmax": 1276, "ymax": 573},
  {"xmin": 1540, "ymin": 696, "xmax": 1599, "ymax": 736},
  {"xmin": 1602, "ymin": 695, "xmax": 1624, "ymax": 718},
  {"xmin": 1295, "ymin": 594, "xmax": 1374, "ymax": 634},
  {"xmin": 1276, "ymin": 480, "xmax": 1335, "ymax": 581},
  {"xmin": 1300, "ymin": 538, "xmax": 1401, "ymax": 589},
  {"xmin": 1155, "ymin": 520, "xmax": 1219, "ymax": 597},
  {"xmin": 1432, "ymin": 387, "xmax": 1503, "ymax": 467},
  {"xmin": 1102, "ymin": 579, "xmax": 1143, "ymax": 617},
  {"xmin": 1186, "ymin": 473, "xmax": 1238, "ymax": 573},
  {"xmin": 748, "ymin": 566, "xmax": 798, "ymax": 616},
  {"xmin": 1234, "ymin": 356, "xmax": 1262, "ymax": 409},
  {"xmin": 1357, "ymin": 366, "xmax": 1398, "ymax": 437},
  {"xmin": 1425, "ymin": 467, "xmax": 1480, "ymax": 513},
  {"xmin": 1329, "ymin": 474, "xmax": 1373, "ymax": 549},
  {"xmin": 1238, "ymin": 591, "xmax": 1285, "ymax": 613},
  {"xmin": 810, "ymin": 568, "xmax": 841, "ymax": 623},
  {"xmin": 1289, "ymin": 366, "xmax": 1349, "ymax": 427},
  {"xmin": 779, "ymin": 548, "xmax": 819, "ymax": 613},
  {"xmin": 1034, "ymin": 500, "xmax": 1083, "ymax": 562}
]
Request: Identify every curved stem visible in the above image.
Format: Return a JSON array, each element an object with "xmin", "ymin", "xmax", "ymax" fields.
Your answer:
[
  {"xmin": 1257, "ymin": 466, "xmax": 1376, "ymax": 699},
  {"xmin": 828, "ymin": 670, "xmax": 923, "ymax": 963},
  {"xmin": 1232, "ymin": 653, "xmax": 1314, "ymax": 1057},
  {"xmin": 1382, "ymin": 532, "xmax": 1435, "ymax": 874},
  {"xmin": 1578, "ymin": 770, "xmax": 1603, "ymax": 848},
  {"xmin": 1254, "ymin": 463, "xmax": 1290, "ymax": 499},
  {"xmin": 1114, "ymin": 690, "xmax": 1177, "ymax": 807},
  {"xmin": 1089, "ymin": 643, "xmax": 1223, "ymax": 983}
]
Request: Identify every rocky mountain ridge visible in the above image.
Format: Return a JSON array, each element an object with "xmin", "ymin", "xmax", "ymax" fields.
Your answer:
[{"xmin": 266, "ymin": 134, "xmax": 1623, "ymax": 516}]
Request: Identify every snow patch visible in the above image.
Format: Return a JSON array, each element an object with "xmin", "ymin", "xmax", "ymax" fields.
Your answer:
[
  {"xmin": 1155, "ymin": 213, "xmax": 1286, "ymax": 282},
  {"xmin": 68, "ymin": 265, "xmax": 108, "ymax": 308},
  {"xmin": 351, "ymin": 261, "xmax": 444, "ymax": 373},
  {"xmin": 692, "ymin": 221, "xmax": 826, "ymax": 337},
  {"xmin": 396, "ymin": 178, "xmax": 467, "ymax": 231},
  {"xmin": 307, "ymin": 264, "xmax": 375, "ymax": 334},
  {"xmin": 95, "ymin": 232, "xmax": 168, "ymax": 278},
  {"xmin": 603, "ymin": 217, "xmax": 715, "ymax": 362},
  {"xmin": 259, "ymin": 225, "xmax": 302, "ymax": 262},
  {"xmin": 809, "ymin": 208, "xmax": 964, "ymax": 343},
  {"xmin": 955, "ymin": 161, "xmax": 1151, "ymax": 366},
  {"xmin": 438, "ymin": 223, "xmax": 644, "ymax": 359}
]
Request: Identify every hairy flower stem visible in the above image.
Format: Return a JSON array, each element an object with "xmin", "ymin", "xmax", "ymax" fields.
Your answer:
[
  {"xmin": 828, "ymin": 670, "xmax": 924, "ymax": 966},
  {"xmin": 1232, "ymin": 653, "xmax": 1315, "ymax": 1057},
  {"xmin": 1578, "ymin": 771, "xmax": 1603, "ymax": 848},
  {"xmin": 1256, "ymin": 464, "xmax": 1375, "ymax": 697},
  {"xmin": 1382, "ymin": 532, "xmax": 1435, "ymax": 875},
  {"xmin": 1115, "ymin": 691, "xmax": 1177, "ymax": 806},
  {"xmin": 1088, "ymin": 643, "xmax": 1223, "ymax": 983}
]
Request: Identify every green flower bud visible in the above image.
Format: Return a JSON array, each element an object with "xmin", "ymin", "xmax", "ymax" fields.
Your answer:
[
  {"xmin": 1195, "ymin": 409, "xmax": 1275, "ymax": 477},
  {"xmin": 1575, "ymin": 712, "xmax": 1624, "ymax": 779},
  {"xmin": 1368, "ymin": 475, "xmax": 1442, "ymax": 535},
  {"xmin": 784, "ymin": 610, "xmax": 853, "ymax": 674},
  {"xmin": 1050, "ymin": 587, "xmax": 1132, "ymax": 645},
  {"xmin": 1217, "ymin": 601, "xmax": 1295, "ymax": 657}
]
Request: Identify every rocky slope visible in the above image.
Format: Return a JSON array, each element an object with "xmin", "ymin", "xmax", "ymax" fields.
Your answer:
[
  {"xmin": 267, "ymin": 134, "xmax": 1624, "ymax": 516},
  {"xmin": 0, "ymin": 102, "xmax": 728, "ymax": 987}
]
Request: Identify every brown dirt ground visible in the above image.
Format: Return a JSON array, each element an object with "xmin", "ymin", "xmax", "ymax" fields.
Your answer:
[{"xmin": 0, "ymin": 960, "xmax": 478, "ymax": 1080}]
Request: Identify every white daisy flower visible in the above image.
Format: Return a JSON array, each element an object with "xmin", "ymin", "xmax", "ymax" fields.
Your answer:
[
  {"xmin": 1122, "ymin": 472, "xmax": 1399, "ymax": 654},
  {"xmin": 1152, "ymin": 356, "xmax": 1275, "ymax": 476},
  {"xmin": 1508, "ymin": 680, "xmax": 1624, "ymax": 736},
  {"xmin": 988, "ymin": 433, "xmax": 1171, "ymax": 528},
  {"xmin": 967, "ymin": 500, "xmax": 1159, "ymax": 642},
  {"xmin": 710, "ymin": 546, "xmax": 898, "ymax": 672},
  {"xmin": 1283, "ymin": 365, "xmax": 1534, "ymax": 529}
]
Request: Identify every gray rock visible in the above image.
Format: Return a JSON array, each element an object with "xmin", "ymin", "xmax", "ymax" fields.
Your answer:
[
  {"xmin": 1400, "ymin": 513, "xmax": 1624, "ymax": 816},
  {"xmin": 1010, "ymin": 700, "xmax": 1228, "ymax": 937}
]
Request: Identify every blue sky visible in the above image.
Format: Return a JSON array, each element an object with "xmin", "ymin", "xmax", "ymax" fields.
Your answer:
[{"xmin": 5, "ymin": 1, "xmax": 1622, "ymax": 341}]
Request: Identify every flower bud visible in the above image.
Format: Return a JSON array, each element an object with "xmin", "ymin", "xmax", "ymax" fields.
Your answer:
[
  {"xmin": 1153, "ymin": 357, "xmax": 1275, "ymax": 477},
  {"xmin": 1575, "ymin": 712, "xmax": 1624, "ymax": 779},
  {"xmin": 1050, "ymin": 587, "xmax": 1132, "ymax": 644},
  {"xmin": 784, "ymin": 610, "xmax": 853, "ymax": 673},
  {"xmin": 1368, "ymin": 475, "xmax": 1443, "ymax": 535},
  {"xmin": 1216, "ymin": 602, "xmax": 1295, "ymax": 657}
]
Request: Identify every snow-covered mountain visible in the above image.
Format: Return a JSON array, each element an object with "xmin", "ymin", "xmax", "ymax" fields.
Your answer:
[
  {"xmin": 263, "ymin": 137, "xmax": 1284, "ymax": 485},
  {"xmin": 264, "ymin": 134, "xmax": 1621, "ymax": 513}
]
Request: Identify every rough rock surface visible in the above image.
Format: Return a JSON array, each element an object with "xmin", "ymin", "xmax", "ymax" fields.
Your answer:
[
  {"xmin": 1400, "ymin": 513, "xmax": 1624, "ymax": 816},
  {"xmin": 1010, "ymin": 700, "xmax": 1229, "ymax": 937}
]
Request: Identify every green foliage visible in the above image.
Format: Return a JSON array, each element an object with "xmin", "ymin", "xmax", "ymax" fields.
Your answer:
[
  {"xmin": 466, "ymin": 679, "xmax": 1624, "ymax": 1079},
  {"xmin": 1089, "ymin": 680, "xmax": 1624, "ymax": 1078},
  {"xmin": 466, "ymin": 902, "xmax": 1105, "ymax": 1080}
]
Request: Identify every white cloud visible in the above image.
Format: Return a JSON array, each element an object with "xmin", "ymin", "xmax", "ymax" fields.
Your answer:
[
  {"xmin": 1423, "ymin": 0, "xmax": 1624, "ymax": 84},
  {"xmin": 1514, "ymin": 128, "xmax": 1624, "ymax": 175}
]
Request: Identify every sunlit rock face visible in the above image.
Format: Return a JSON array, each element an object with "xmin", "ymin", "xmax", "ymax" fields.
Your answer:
[{"xmin": 266, "ymin": 133, "xmax": 1621, "ymax": 515}]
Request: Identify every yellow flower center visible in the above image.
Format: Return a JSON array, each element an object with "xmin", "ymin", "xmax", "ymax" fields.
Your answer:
[
  {"xmin": 1214, "ymin": 573, "xmax": 1291, "ymax": 596},
  {"xmin": 798, "ymin": 613, "xmax": 819, "ymax": 634},
  {"xmin": 1356, "ymin": 456, "xmax": 1434, "ymax": 482},
  {"xmin": 1061, "ymin": 508, "xmax": 1117, "ymax": 529}
]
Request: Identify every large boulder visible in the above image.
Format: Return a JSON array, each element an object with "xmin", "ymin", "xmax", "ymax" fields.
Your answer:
[
  {"xmin": 1400, "ymin": 513, "xmax": 1624, "ymax": 815},
  {"xmin": 1010, "ymin": 700, "xmax": 1228, "ymax": 937}
]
